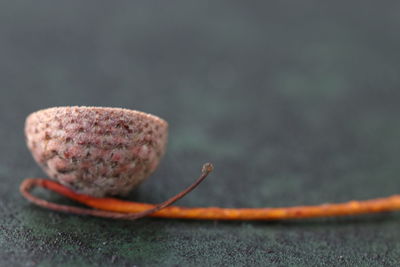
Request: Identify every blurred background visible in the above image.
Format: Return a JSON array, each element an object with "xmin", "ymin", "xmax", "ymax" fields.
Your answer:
[{"xmin": 1, "ymin": 1, "xmax": 400, "ymax": 266}]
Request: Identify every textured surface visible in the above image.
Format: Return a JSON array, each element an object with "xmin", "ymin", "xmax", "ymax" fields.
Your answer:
[
  {"xmin": 1, "ymin": 1, "xmax": 400, "ymax": 266},
  {"xmin": 25, "ymin": 107, "xmax": 168, "ymax": 196}
]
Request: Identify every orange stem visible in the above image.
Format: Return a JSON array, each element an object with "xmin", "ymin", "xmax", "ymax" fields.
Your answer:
[
  {"xmin": 20, "ymin": 165, "xmax": 400, "ymax": 220},
  {"xmin": 20, "ymin": 163, "xmax": 214, "ymax": 220}
]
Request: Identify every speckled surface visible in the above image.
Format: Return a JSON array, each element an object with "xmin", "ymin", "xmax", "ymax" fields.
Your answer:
[
  {"xmin": 25, "ymin": 107, "xmax": 168, "ymax": 196},
  {"xmin": 1, "ymin": 1, "xmax": 400, "ymax": 266}
]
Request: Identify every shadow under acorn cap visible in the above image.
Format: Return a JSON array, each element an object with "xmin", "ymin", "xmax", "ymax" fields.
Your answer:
[{"xmin": 25, "ymin": 106, "xmax": 168, "ymax": 197}]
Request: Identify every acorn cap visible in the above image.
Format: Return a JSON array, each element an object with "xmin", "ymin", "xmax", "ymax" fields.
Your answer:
[{"xmin": 25, "ymin": 106, "xmax": 168, "ymax": 197}]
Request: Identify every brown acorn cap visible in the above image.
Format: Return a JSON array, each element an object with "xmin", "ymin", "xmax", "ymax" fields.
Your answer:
[{"xmin": 25, "ymin": 106, "xmax": 168, "ymax": 197}]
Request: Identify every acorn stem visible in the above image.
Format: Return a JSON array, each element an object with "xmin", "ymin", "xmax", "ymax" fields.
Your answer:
[
  {"xmin": 20, "ymin": 163, "xmax": 400, "ymax": 221},
  {"xmin": 20, "ymin": 163, "xmax": 214, "ymax": 220}
]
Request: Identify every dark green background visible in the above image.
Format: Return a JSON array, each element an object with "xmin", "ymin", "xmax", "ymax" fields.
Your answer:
[{"xmin": 1, "ymin": 1, "xmax": 400, "ymax": 266}]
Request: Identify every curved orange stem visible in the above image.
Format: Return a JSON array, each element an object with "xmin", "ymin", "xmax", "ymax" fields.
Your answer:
[
  {"xmin": 20, "ymin": 164, "xmax": 400, "ymax": 220},
  {"xmin": 20, "ymin": 163, "xmax": 214, "ymax": 220}
]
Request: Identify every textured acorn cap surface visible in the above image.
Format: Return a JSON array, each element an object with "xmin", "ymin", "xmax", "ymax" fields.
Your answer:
[{"xmin": 25, "ymin": 106, "xmax": 168, "ymax": 197}]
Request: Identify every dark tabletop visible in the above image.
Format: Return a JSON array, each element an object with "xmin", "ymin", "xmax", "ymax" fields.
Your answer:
[{"xmin": 1, "ymin": 1, "xmax": 400, "ymax": 266}]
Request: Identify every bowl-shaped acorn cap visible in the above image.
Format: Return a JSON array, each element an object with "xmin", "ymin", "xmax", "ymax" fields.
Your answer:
[{"xmin": 25, "ymin": 106, "xmax": 168, "ymax": 197}]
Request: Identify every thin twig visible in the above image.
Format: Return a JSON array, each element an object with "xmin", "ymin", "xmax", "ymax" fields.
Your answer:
[
  {"xmin": 20, "ymin": 163, "xmax": 400, "ymax": 220},
  {"xmin": 20, "ymin": 163, "xmax": 214, "ymax": 220}
]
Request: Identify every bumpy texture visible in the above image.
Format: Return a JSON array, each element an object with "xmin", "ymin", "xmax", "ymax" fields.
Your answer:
[{"xmin": 25, "ymin": 106, "xmax": 168, "ymax": 197}]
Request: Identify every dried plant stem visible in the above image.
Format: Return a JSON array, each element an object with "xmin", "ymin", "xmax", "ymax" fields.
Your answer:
[
  {"xmin": 20, "ymin": 163, "xmax": 214, "ymax": 220},
  {"xmin": 21, "ymin": 164, "xmax": 400, "ymax": 220}
]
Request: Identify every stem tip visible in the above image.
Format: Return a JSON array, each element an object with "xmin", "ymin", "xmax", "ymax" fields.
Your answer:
[{"xmin": 202, "ymin": 163, "xmax": 214, "ymax": 173}]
